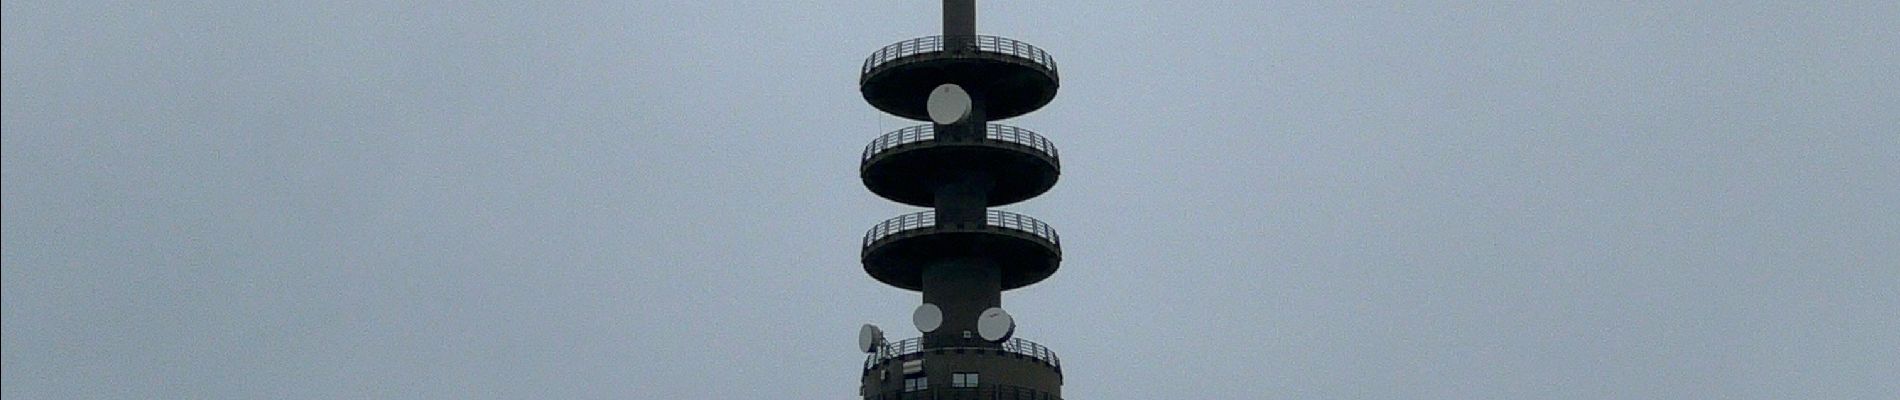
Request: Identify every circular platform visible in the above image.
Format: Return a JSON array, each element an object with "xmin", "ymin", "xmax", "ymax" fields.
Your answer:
[
  {"xmin": 862, "ymin": 210, "xmax": 1061, "ymax": 291},
  {"xmin": 864, "ymin": 336, "xmax": 1061, "ymax": 373},
  {"xmin": 861, "ymin": 124, "xmax": 1060, "ymax": 208},
  {"xmin": 861, "ymin": 336, "xmax": 1064, "ymax": 398},
  {"xmin": 866, "ymin": 209, "xmax": 1064, "ymax": 290},
  {"xmin": 861, "ymin": 35, "xmax": 1059, "ymax": 121}
]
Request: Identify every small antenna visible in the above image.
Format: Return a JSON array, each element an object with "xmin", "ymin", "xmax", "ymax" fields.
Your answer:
[
  {"xmin": 927, "ymin": 84, "xmax": 973, "ymax": 125},
  {"xmin": 976, "ymin": 307, "xmax": 1015, "ymax": 342},
  {"xmin": 859, "ymin": 324, "xmax": 887, "ymax": 353},
  {"xmin": 913, "ymin": 303, "xmax": 944, "ymax": 333}
]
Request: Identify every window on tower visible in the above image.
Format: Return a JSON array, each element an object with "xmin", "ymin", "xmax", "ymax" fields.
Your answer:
[
  {"xmin": 951, "ymin": 372, "xmax": 979, "ymax": 388},
  {"xmin": 904, "ymin": 377, "xmax": 929, "ymax": 392}
]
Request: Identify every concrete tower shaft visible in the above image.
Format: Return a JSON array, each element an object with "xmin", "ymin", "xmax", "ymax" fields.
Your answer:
[{"xmin": 922, "ymin": 1, "xmax": 1000, "ymax": 349}]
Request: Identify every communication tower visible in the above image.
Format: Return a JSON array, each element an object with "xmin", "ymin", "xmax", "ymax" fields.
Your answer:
[{"xmin": 854, "ymin": 1, "xmax": 1066, "ymax": 399}]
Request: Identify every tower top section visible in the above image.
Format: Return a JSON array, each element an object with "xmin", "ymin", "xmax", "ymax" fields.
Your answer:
[{"xmin": 852, "ymin": 1, "xmax": 1068, "ymax": 397}]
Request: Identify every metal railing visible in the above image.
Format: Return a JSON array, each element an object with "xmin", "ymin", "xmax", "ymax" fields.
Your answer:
[
  {"xmin": 985, "ymin": 211, "xmax": 1060, "ymax": 247},
  {"xmin": 1000, "ymin": 337, "xmax": 1062, "ymax": 369},
  {"xmin": 985, "ymin": 125, "xmax": 1058, "ymax": 161},
  {"xmin": 864, "ymin": 337, "xmax": 1062, "ymax": 371},
  {"xmin": 861, "ymin": 35, "xmax": 1058, "ymax": 78},
  {"xmin": 865, "ymin": 383, "xmax": 1061, "ymax": 400},
  {"xmin": 864, "ymin": 211, "xmax": 936, "ymax": 247},
  {"xmin": 863, "ymin": 210, "xmax": 1060, "ymax": 249},
  {"xmin": 861, "ymin": 124, "xmax": 1060, "ymax": 163},
  {"xmin": 862, "ymin": 125, "xmax": 934, "ymax": 161}
]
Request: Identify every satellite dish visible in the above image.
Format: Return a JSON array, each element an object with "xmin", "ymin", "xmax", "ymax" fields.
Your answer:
[
  {"xmin": 859, "ymin": 324, "xmax": 886, "ymax": 353},
  {"xmin": 976, "ymin": 307, "xmax": 1015, "ymax": 342},
  {"xmin": 926, "ymin": 84, "xmax": 972, "ymax": 124},
  {"xmin": 913, "ymin": 303, "xmax": 944, "ymax": 333}
]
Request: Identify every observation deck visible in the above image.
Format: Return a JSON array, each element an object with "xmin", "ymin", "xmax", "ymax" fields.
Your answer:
[
  {"xmin": 862, "ymin": 124, "xmax": 1060, "ymax": 208},
  {"xmin": 863, "ymin": 384, "xmax": 1061, "ymax": 400},
  {"xmin": 864, "ymin": 337, "xmax": 1061, "ymax": 373},
  {"xmin": 861, "ymin": 35, "xmax": 1059, "ymax": 121},
  {"xmin": 862, "ymin": 210, "xmax": 1061, "ymax": 291}
]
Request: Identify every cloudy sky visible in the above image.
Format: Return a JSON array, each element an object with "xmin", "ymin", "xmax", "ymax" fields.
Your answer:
[{"xmin": 4, "ymin": 1, "xmax": 1896, "ymax": 399}]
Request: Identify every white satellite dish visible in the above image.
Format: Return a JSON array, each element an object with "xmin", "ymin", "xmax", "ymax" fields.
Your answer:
[
  {"xmin": 913, "ymin": 303, "xmax": 944, "ymax": 333},
  {"xmin": 976, "ymin": 307, "xmax": 1015, "ymax": 342},
  {"xmin": 859, "ymin": 324, "xmax": 886, "ymax": 353},
  {"xmin": 926, "ymin": 84, "xmax": 972, "ymax": 124}
]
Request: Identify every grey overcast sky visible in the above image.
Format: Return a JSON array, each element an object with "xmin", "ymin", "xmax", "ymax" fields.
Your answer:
[{"xmin": 4, "ymin": 1, "xmax": 1897, "ymax": 399}]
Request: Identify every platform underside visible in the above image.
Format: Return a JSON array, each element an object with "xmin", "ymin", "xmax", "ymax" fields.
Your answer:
[
  {"xmin": 863, "ymin": 230, "xmax": 1061, "ymax": 291},
  {"xmin": 861, "ymin": 53, "xmax": 1058, "ymax": 122},
  {"xmin": 862, "ymin": 142, "xmax": 1059, "ymax": 208}
]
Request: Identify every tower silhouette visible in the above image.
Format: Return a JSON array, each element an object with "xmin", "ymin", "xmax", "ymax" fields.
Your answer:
[{"xmin": 855, "ymin": 1, "xmax": 1065, "ymax": 399}]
